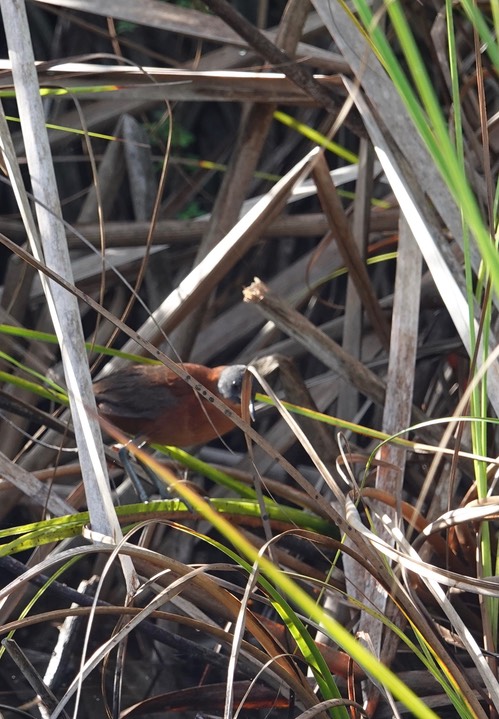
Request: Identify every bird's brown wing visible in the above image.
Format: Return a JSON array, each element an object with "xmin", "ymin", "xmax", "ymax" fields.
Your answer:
[{"xmin": 93, "ymin": 365, "xmax": 181, "ymax": 421}]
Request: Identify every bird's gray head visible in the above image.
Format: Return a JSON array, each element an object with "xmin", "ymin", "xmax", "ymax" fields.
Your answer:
[{"xmin": 217, "ymin": 364, "xmax": 247, "ymax": 403}]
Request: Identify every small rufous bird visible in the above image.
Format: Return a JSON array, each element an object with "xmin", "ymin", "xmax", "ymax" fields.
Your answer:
[{"xmin": 93, "ymin": 363, "xmax": 247, "ymax": 447}]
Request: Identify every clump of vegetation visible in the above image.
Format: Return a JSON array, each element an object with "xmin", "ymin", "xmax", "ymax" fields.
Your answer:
[{"xmin": 0, "ymin": 1, "xmax": 497, "ymax": 717}]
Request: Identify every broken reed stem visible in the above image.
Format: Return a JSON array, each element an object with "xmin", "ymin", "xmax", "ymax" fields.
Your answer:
[{"xmin": 243, "ymin": 277, "xmax": 386, "ymax": 407}]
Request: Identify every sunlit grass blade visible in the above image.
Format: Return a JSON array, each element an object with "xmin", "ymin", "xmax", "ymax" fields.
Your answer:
[
  {"xmin": 348, "ymin": 0, "xmax": 499, "ymax": 290},
  {"xmin": 0, "ymin": 498, "xmax": 333, "ymax": 555},
  {"xmin": 274, "ymin": 110, "xmax": 358, "ymax": 164}
]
